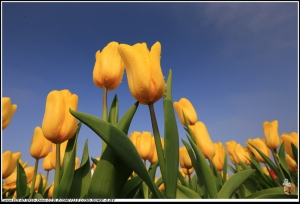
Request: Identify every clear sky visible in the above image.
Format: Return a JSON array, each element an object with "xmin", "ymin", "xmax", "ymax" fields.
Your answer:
[{"xmin": 2, "ymin": 2, "xmax": 298, "ymax": 185}]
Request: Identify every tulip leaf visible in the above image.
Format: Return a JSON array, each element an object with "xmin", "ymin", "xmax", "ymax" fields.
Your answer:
[
  {"xmin": 91, "ymin": 157, "xmax": 99, "ymax": 165},
  {"xmin": 108, "ymin": 94, "xmax": 118, "ymax": 125},
  {"xmin": 228, "ymin": 164, "xmax": 237, "ymax": 174},
  {"xmin": 70, "ymin": 109, "xmax": 164, "ymax": 198},
  {"xmin": 222, "ymin": 153, "xmax": 228, "ymax": 184},
  {"xmin": 37, "ymin": 173, "xmax": 44, "ymax": 194},
  {"xmin": 119, "ymin": 176, "xmax": 143, "ymax": 198},
  {"xmin": 43, "ymin": 185, "xmax": 51, "ymax": 198},
  {"xmin": 163, "ymin": 69, "xmax": 179, "ymax": 198},
  {"xmin": 278, "ymin": 143, "xmax": 293, "ymax": 184},
  {"xmin": 68, "ymin": 139, "xmax": 91, "ymax": 198},
  {"xmin": 178, "ymin": 169, "xmax": 189, "ymax": 188},
  {"xmin": 291, "ymin": 143, "xmax": 298, "ymax": 166},
  {"xmin": 56, "ymin": 125, "xmax": 79, "ymax": 198},
  {"xmin": 248, "ymin": 143, "xmax": 284, "ymax": 183},
  {"xmin": 176, "ymin": 184, "xmax": 202, "ymax": 198},
  {"xmin": 16, "ymin": 159, "xmax": 27, "ymax": 198},
  {"xmin": 217, "ymin": 169, "xmax": 255, "ymax": 198},
  {"xmin": 248, "ymin": 159, "xmax": 273, "ymax": 188},
  {"xmin": 245, "ymin": 187, "xmax": 298, "ymax": 198},
  {"xmin": 33, "ymin": 192, "xmax": 43, "ymax": 198}
]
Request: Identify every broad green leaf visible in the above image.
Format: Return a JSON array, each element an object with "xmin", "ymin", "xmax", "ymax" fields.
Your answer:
[
  {"xmin": 278, "ymin": 143, "xmax": 293, "ymax": 184},
  {"xmin": 108, "ymin": 94, "xmax": 118, "ymax": 125},
  {"xmin": 245, "ymin": 187, "xmax": 298, "ymax": 198},
  {"xmin": 238, "ymin": 178, "xmax": 258, "ymax": 198},
  {"xmin": 16, "ymin": 160, "xmax": 27, "ymax": 198},
  {"xmin": 119, "ymin": 176, "xmax": 143, "ymax": 198},
  {"xmin": 176, "ymin": 184, "xmax": 201, "ymax": 198},
  {"xmin": 218, "ymin": 169, "xmax": 255, "ymax": 198},
  {"xmin": 291, "ymin": 143, "xmax": 298, "ymax": 166},
  {"xmin": 70, "ymin": 109, "xmax": 164, "ymax": 198},
  {"xmin": 163, "ymin": 70, "xmax": 179, "ymax": 198},
  {"xmin": 68, "ymin": 139, "xmax": 91, "ymax": 198}
]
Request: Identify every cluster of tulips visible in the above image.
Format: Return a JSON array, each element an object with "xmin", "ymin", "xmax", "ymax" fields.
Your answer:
[{"xmin": 2, "ymin": 41, "xmax": 298, "ymax": 199}]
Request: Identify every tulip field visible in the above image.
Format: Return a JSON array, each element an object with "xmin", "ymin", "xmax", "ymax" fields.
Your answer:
[{"xmin": 2, "ymin": 41, "xmax": 298, "ymax": 200}]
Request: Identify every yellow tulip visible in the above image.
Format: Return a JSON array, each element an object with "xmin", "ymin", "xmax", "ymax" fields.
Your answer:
[
  {"xmin": 212, "ymin": 142, "xmax": 226, "ymax": 171},
  {"xmin": 42, "ymin": 152, "xmax": 54, "ymax": 171},
  {"xmin": 136, "ymin": 132, "xmax": 153, "ymax": 161},
  {"xmin": 148, "ymin": 137, "xmax": 164, "ymax": 164},
  {"xmin": 263, "ymin": 120, "xmax": 280, "ymax": 150},
  {"xmin": 173, "ymin": 98, "xmax": 198, "ymax": 126},
  {"xmin": 234, "ymin": 144, "xmax": 250, "ymax": 165},
  {"xmin": 262, "ymin": 166, "xmax": 270, "ymax": 176},
  {"xmin": 93, "ymin": 41, "xmax": 125, "ymax": 90},
  {"xmin": 51, "ymin": 140, "xmax": 68, "ymax": 168},
  {"xmin": 118, "ymin": 42, "xmax": 165, "ymax": 104},
  {"xmin": 30, "ymin": 126, "xmax": 52, "ymax": 159},
  {"xmin": 190, "ymin": 121, "xmax": 215, "ymax": 159},
  {"xmin": 221, "ymin": 172, "xmax": 229, "ymax": 181},
  {"xmin": 3, "ymin": 166, "xmax": 35, "ymax": 190},
  {"xmin": 179, "ymin": 146, "xmax": 193, "ymax": 169},
  {"xmin": 129, "ymin": 131, "xmax": 141, "ymax": 147},
  {"xmin": 281, "ymin": 132, "xmax": 298, "ymax": 160},
  {"xmin": 247, "ymin": 138, "xmax": 270, "ymax": 163},
  {"xmin": 2, "ymin": 97, "xmax": 17, "ymax": 130},
  {"xmin": 42, "ymin": 89, "xmax": 78, "ymax": 144},
  {"xmin": 182, "ymin": 167, "xmax": 194, "ymax": 175},
  {"xmin": 75, "ymin": 157, "xmax": 79, "ymax": 170},
  {"xmin": 154, "ymin": 178, "xmax": 165, "ymax": 191},
  {"xmin": 286, "ymin": 154, "xmax": 297, "ymax": 173},
  {"xmin": 225, "ymin": 140, "xmax": 239, "ymax": 164},
  {"xmin": 48, "ymin": 182, "xmax": 54, "ymax": 198},
  {"xmin": 27, "ymin": 174, "xmax": 45, "ymax": 191},
  {"xmin": 2, "ymin": 151, "xmax": 21, "ymax": 179}
]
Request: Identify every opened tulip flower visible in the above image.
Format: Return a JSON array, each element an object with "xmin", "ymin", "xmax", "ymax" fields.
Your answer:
[
  {"xmin": 2, "ymin": 166, "xmax": 35, "ymax": 190},
  {"xmin": 93, "ymin": 41, "xmax": 125, "ymax": 90},
  {"xmin": 281, "ymin": 132, "xmax": 298, "ymax": 159},
  {"xmin": 42, "ymin": 89, "xmax": 78, "ymax": 144},
  {"xmin": 212, "ymin": 142, "xmax": 226, "ymax": 171},
  {"xmin": 189, "ymin": 121, "xmax": 215, "ymax": 160},
  {"xmin": 263, "ymin": 120, "xmax": 280, "ymax": 149},
  {"xmin": 174, "ymin": 98, "xmax": 198, "ymax": 126},
  {"xmin": 2, "ymin": 97, "xmax": 17, "ymax": 130},
  {"xmin": 30, "ymin": 126, "xmax": 52, "ymax": 159},
  {"xmin": 118, "ymin": 42, "xmax": 165, "ymax": 104},
  {"xmin": 247, "ymin": 138, "xmax": 270, "ymax": 163},
  {"xmin": 2, "ymin": 151, "xmax": 21, "ymax": 179}
]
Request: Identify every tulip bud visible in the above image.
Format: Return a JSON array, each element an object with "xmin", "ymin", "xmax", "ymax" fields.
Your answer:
[
  {"xmin": 2, "ymin": 97, "xmax": 17, "ymax": 130},
  {"xmin": 148, "ymin": 137, "xmax": 164, "ymax": 164},
  {"xmin": 136, "ymin": 132, "xmax": 153, "ymax": 161},
  {"xmin": 179, "ymin": 146, "xmax": 193, "ymax": 169},
  {"xmin": 42, "ymin": 89, "xmax": 78, "ymax": 144},
  {"xmin": 190, "ymin": 121, "xmax": 215, "ymax": 159},
  {"xmin": 247, "ymin": 138, "xmax": 270, "ymax": 163},
  {"xmin": 30, "ymin": 126, "xmax": 52, "ymax": 159},
  {"xmin": 286, "ymin": 154, "xmax": 297, "ymax": 173},
  {"xmin": 2, "ymin": 151, "xmax": 21, "ymax": 179},
  {"xmin": 93, "ymin": 42, "xmax": 125, "ymax": 90},
  {"xmin": 226, "ymin": 140, "xmax": 239, "ymax": 164},
  {"xmin": 263, "ymin": 120, "xmax": 280, "ymax": 150},
  {"xmin": 212, "ymin": 142, "xmax": 226, "ymax": 171},
  {"xmin": 42, "ymin": 152, "xmax": 54, "ymax": 171},
  {"xmin": 281, "ymin": 132, "xmax": 298, "ymax": 160},
  {"xmin": 173, "ymin": 98, "xmax": 198, "ymax": 126},
  {"xmin": 118, "ymin": 42, "xmax": 165, "ymax": 104}
]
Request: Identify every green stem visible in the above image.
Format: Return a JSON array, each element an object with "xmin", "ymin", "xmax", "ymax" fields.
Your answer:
[
  {"xmin": 209, "ymin": 159, "xmax": 214, "ymax": 176},
  {"xmin": 29, "ymin": 159, "xmax": 39, "ymax": 198},
  {"xmin": 101, "ymin": 88, "xmax": 108, "ymax": 155},
  {"xmin": 53, "ymin": 143, "xmax": 61, "ymax": 198},
  {"xmin": 148, "ymin": 103, "xmax": 166, "ymax": 190}
]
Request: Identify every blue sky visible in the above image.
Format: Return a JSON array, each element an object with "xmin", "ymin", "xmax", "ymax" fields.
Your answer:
[{"xmin": 2, "ymin": 2, "xmax": 298, "ymax": 185}]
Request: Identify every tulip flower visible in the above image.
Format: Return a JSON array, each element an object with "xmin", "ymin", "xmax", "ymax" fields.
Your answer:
[
  {"xmin": 247, "ymin": 138, "xmax": 270, "ymax": 163},
  {"xmin": 48, "ymin": 182, "xmax": 54, "ymax": 198},
  {"xmin": 286, "ymin": 154, "xmax": 297, "ymax": 173},
  {"xmin": 13, "ymin": 159, "xmax": 28, "ymax": 172},
  {"xmin": 42, "ymin": 152, "xmax": 54, "ymax": 171},
  {"xmin": 129, "ymin": 131, "xmax": 141, "ymax": 147},
  {"xmin": 30, "ymin": 126, "xmax": 52, "ymax": 159},
  {"xmin": 3, "ymin": 166, "xmax": 35, "ymax": 190},
  {"xmin": 93, "ymin": 41, "xmax": 125, "ymax": 90},
  {"xmin": 118, "ymin": 42, "xmax": 165, "ymax": 104},
  {"xmin": 226, "ymin": 140, "xmax": 239, "ymax": 164},
  {"xmin": 263, "ymin": 120, "xmax": 280, "ymax": 149},
  {"xmin": 182, "ymin": 167, "xmax": 194, "ymax": 175},
  {"xmin": 2, "ymin": 97, "xmax": 17, "ymax": 130},
  {"xmin": 42, "ymin": 89, "xmax": 78, "ymax": 144},
  {"xmin": 136, "ymin": 132, "xmax": 153, "ymax": 161},
  {"xmin": 50, "ymin": 140, "xmax": 68, "ymax": 168},
  {"xmin": 27, "ymin": 174, "xmax": 45, "ymax": 191},
  {"xmin": 281, "ymin": 132, "xmax": 298, "ymax": 159},
  {"xmin": 148, "ymin": 137, "xmax": 165, "ymax": 164},
  {"xmin": 2, "ymin": 151, "xmax": 21, "ymax": 179},
  {"xmin": 234, "ymin": 144, "xmax": 251, "ymax": 165},
  {"xmin": 189, "ymin": 121, "xmax": 215, "ymax": 160},
  {"xmin": 173, "ymin": 98, "xmax": 198, "ymax": 126},
  {"xmin": 154, "ymin": 178, "xmax": 165, "ymax": 191},
  {"xmin": 212, "ymin": 142, "xmax": 226, "ymax": 171},
  {"xmin": 179, "ymin": 146, "xmax": 193, "ymax": 169}
]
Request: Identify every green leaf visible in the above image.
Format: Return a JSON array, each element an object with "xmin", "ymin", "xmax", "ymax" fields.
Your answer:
[
  {"xmin": 33, "ymin": 192, "xmax": 43, "ymax": 198},
  {"xmin": 163, "ymin": 70, "xmax": 179, "ymax": 198},
  {"xmin": 178, "ymin": 170, "xmax": 189, "ymax": 188},
  {"xmin": 119, "ymin": 176, "xmax": 143, "ymax": 198},
  {"xmin": 16, "ymin": 160, "xmax": 27, "ymax": 198},
  {"xmin": 291, "ymin": 143, "xmax": 298, "ymax": 166},
  {"xmin": 245, "ymin": 187, "xmax": 298, "ymax": 198},
  {"xmin": 70, "ymin": 108, "xmax": 164, "ymax": 198},
  {"xmin": 56, "ymin": 124, "xmax": 80, "ymax": 198},
  {"xmin": 37, "ymin": 173, "xmax": 44, "ymax": 194},
  {"xmin": 43, "ymin": 185, "xmax": 51, "ymax": 198},
  {"xmin": 218, "ymin": 169, "xmax": 255, "ymax": 198},
  {"xmin": 278, "ymin": 143, "xmax": 293, "ymax": 184},
  {"xmin": 91, "ymin": 157, "xmax": 99, "ymax": 165},
  {"xmin": 68, "ymin": 139, "xmax": 91, "ymax": 198},
  {"xmin": 228, "ymin": 164, "xmax": 237, "ymax": 174},
  {"xmin": 108, "ymin": 94, "xmax": 118, "ymax": 125},
  {"xmin": 176, "ymin": 184, "xmax": 201, "ymax": 198}
]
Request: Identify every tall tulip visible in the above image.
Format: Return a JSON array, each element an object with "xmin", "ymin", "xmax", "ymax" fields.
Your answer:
[
  {"xmin": 281, "ymin": 132, "xmax": 298, "ymax": 159},
  {"xmin": 42, "ymin": 89, "xmax": 78, "ymax": 144},
  {"xmin": 30, "ymin": 126, "xmax": 52, "ymax": 159},
  {"xmin": 263, "ymin": 120, "xmax": 280, "ymax": 149},
  {"xmin": 117, "ymin": 42, "xmax": 165, "ymax": 104},
  {"xmin": 189, "ymin": 121, "xmax": 215, "ymax": 159},
  {"xmin": 2, "ymin": 166, "xmax": 35, "ymax": 190},
  {"xmin": 247, "ymin": 138, "xmax": 270, "ymax": 163},
  {"xmin": 2, "ymin": 151, "xmax": 21, "ymax": 179},
  {"xmin": 174, "ymin": 98, "xmax": 198, "ymax": 126},
  {"xmin": 93, "ymin": 41, "xmax": 125, "ymax": 90},
  {"xmin": 212, "ymin": 142, "xmax": 226, "ymax": 171},
  {"xmin": 2, "ymin": 97, "xmax": 17, "ymax": 130}
]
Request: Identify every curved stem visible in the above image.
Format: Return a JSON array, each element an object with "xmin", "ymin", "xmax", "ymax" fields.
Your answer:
[
  {"xmin": 53, "ymin": 143, "xmax": 61, "ymax": 198},
  {"xmin": 148, "ymin": 103, "xmax": 166, "ymax": 190},
  {"xmin": 29, "ymin": 159, "xmax": 39, "ymax": 198},
  {"xmin": 101, "ymin": 88, "xmax": 108, "ymax": 155}
]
